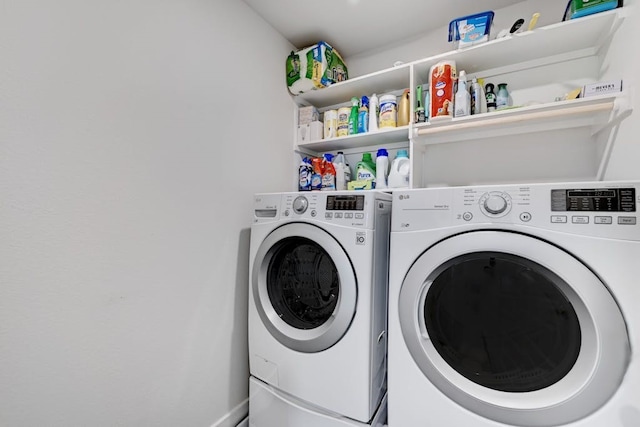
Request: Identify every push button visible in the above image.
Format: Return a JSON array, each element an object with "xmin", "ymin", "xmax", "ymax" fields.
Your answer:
[
  {"xmin": 334, "ymin": 213, "xmax": 343, "ymax": 219},
  {"xmin": 594, "ymin": 216, "xmax": 613, "ymax": 225},
  {"xmin": 572, "ymin": 216, "xmax": 589, "ymax": 224},
  {"xmin": 355, "ymin": 213, "xmax": 365, "ymax": 219},
  {"xmin": 618, "ymin": 216, "xmax": 637, "ymax": 225},
  {"xmin": 520, "ymin": 212, "xmax": 532, "ymax": 222},
  {"xmin": 551, "ymin": 215, "xmax": 567, "ymax": 224},
  {"xmin": 345, "ymin": 213, "xmax": 354, "ymax": 219},
  {"xmin": 325, "ymin": 212, "xmax": 333, "ymax": 219},
  {"xmin": 462, "ymin": 212, "xmax": 473, "ymax": 221}
]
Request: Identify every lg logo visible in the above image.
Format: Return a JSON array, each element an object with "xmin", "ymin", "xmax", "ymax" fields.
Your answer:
[{"xmin": 398, "ymin": 194, "xmax": 410, "ymax": 200}]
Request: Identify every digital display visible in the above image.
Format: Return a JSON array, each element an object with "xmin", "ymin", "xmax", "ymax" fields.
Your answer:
[
  {"xmin": 551, "ymin": 188, "xmax": 636, "ymax": 212},
  {"xmin": 326, "ymin": 195, "xmax": 365, "ymax": 211}
]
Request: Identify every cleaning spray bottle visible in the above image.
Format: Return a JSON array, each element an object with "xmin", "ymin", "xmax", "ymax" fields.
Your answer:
[
  {"xmin": 348, "ymin": 97, "xmax": 360, "ymax": 135},
  {"xmin": 357, "ymin": 96, "xmax": 369, "ymax": 134},
  {"xmin": 321, "ymin": 153, "xmax": 336, "ymax": 191}
]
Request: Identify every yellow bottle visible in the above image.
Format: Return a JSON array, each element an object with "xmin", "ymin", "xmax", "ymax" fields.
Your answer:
[{"xmin": 397, "ymin": 89, "xmax": 410, "ymax": 126}]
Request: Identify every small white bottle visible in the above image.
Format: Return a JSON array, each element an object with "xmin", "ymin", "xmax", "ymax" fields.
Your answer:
[
  {"xmin": 375, "ymin": 148, "xmax": 390, "ymax": 189},
  {"xmin": 471, "ymin": 78, "xmax": 487, "ymax": 115},
  {"xmin": 369, "ymin": 93, "xmax": 379, "ymax": 132},
  {"xmin": 455, "ymin": 70, "xmax": 471, "ymax": 118}
]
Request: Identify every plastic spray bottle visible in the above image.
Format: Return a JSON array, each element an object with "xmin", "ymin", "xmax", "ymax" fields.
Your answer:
[
  {"xmin": 348, "ymin": 97, "xmax": 359, "ymax": 135},
  {"xmin": 321, "ymin": 153, "xmax": 336, "ymax": 191},
  {"xmin": 357, "ymin": 96, "xmax": 369, "ymax": 134}
]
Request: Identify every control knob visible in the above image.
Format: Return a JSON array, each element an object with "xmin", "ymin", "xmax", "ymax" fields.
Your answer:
[
  {"xmin": 292, "ymin": 196, "xmax": 309, "ymax": 214},
  {"xmin": 480, "ymin": 192, "xmax": 512, "ymax": 217}
]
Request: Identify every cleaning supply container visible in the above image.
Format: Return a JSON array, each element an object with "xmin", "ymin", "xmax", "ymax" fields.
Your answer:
[
  {"xmin": 356, "ymin": 152, "xmax": 377, "ymax": 186},
  {"xmin": 379, "ymin": 94, "xmax": 397, "ymax": 128},
  {"xmin": 375, "ymin": 149, "xmax": 390, "ymax": 189},
  {"xmin": 388, "ymin": 150, "xmax": 410, "ymax": 189}
]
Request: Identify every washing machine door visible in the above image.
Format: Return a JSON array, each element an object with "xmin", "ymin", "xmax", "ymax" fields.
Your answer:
[
  {"xmin": 252, "ymin": 223, "xmax": 357, "ymax": 353},
  {"xmin": 398, "ymin": 230, "xmax": 630, "ymax": 427}
]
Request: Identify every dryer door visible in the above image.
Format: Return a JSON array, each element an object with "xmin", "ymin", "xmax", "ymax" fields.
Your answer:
[
  {"xmin": 398, "ymin": 231, "xmax": 630, "ymax": 427},
  {"xmin": 253, "ymin": 223, "xmax": 357, "ymax": 353}
]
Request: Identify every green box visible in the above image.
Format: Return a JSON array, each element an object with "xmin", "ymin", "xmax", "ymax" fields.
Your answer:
[{"xmin": 571, "ymin": 0, "xmax": 618, "ymax": 19}]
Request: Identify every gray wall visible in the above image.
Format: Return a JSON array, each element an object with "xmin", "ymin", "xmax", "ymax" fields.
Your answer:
[{"xmin": 0, "ymin": 0, "xmax": 294, "ymax": 426}]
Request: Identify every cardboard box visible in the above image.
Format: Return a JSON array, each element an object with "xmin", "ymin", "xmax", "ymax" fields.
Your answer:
[
  {"xmin": 581, "ymin": 80, "xmax": 623, "ymax": 98},
  {"xmin": 297, "ymin": 121, "xmax": 323, "ymax": 142},
  {"xmin": 298, "ymin": 106, "xmax": 320, "ymax": 125}
]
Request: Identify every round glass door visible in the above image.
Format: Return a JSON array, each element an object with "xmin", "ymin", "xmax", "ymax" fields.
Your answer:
[
  {"xmin": 424, "ymin": 252, "xmax": 581, "ymax": 393},
  {"xmin": 267, "ymin": 237, "xmax": 340, "ymax": 330},
  {"xmin": 398, "ymin": 231, "xmax": 629, "ymax": 426},
  {"xmin": 253, "ymin": 223, "xmax": 357, "ymax": 353}
]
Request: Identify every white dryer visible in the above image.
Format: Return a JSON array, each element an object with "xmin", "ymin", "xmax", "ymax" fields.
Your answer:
[
  {"xmin": 387, "ymin": 181, "xmax": 640, "ymax": 427},
  {"xmin": 249, "ymin": 191, "xmax": 391, "ymax": 425}
]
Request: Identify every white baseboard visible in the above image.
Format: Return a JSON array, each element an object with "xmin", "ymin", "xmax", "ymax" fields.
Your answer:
[{"xmin": 210, "ymin": 399, "xmax": 249, "ymax": 427}]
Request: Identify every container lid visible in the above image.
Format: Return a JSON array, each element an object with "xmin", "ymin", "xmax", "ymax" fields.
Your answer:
[
  {"xmin": 324, "ymin": 153, "xmax": 334, "ymax": 162},
  {"xmin": 380, "ymin": 94, "xmax": 397, "ymax": 103},
  {"xmin": 396, "ymin": 149, "xmax": 409, "ymax": 159},
  {"xmin": 377, "ymin": 148, "xmax": 389, "ymax": 157},
  {"xmin": 361, "ymin": 96, "xmax": 369, "ymax": 108},
  {"xmin": 362, "ymin": 152, "xmax": 373, "ymax": 162}
]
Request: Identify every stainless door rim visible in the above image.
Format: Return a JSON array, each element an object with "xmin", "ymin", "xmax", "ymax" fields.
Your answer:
[{"xmin": 253, "ymin": 223, "xmax": 357, "ymax": 353}]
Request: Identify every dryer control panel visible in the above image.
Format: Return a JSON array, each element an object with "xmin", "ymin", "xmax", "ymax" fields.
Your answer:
[{"xmin": 392, "ymin": 181, "xmax": 640, "ymax": 240}]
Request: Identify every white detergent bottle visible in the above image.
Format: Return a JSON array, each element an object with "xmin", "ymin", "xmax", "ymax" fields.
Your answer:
[
  {"xmin": 388, "ymin": 150, "xmax": 410, "ymax": 189},
  {"xmin": 454, "ymin": 70, "xmax": 471, "ymax": 118},
  {"xmin": 375, "ymin": 148, "xmax": 390, "ymax": 189},
  {"xmin": 333, "ymin": 151, "xmax": 347, "ymax": 191}
]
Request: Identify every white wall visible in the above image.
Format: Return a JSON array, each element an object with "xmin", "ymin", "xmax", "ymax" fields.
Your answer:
[
  {"xmin": 0, "ymin": 1, "xmax": 294, "ymax": 426},
  {"xmin": 599, "ymin": 1, "xmax": 640, "ymax": 180}
]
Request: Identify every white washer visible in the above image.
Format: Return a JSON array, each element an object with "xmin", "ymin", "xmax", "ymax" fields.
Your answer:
[
  {"xmin": 249, "ymin": 191, "xmax": 391, "ymax": 424},
  {"xmin": 388, "ymin": 181, "xmax": 640, "ymax": 427}
]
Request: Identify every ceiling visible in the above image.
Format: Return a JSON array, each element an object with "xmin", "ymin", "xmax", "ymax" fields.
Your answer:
[{"xmin": 242, "ymin": 0, "xmax": 526, "ymax": 58}]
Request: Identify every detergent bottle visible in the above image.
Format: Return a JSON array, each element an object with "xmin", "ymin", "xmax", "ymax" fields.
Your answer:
[
  {"xmin": 388, "ymin": 150, "xmax": 410, "ymax": 189},
  {"xmin": 356, "ymin": 152, "xmax": 377, "ymax": 187},
  {"xmin": 333, "ymin": 152, "xmax": 348, "ymax": 191},
  {"xmin": 375, "ymin": 149, "xmax": 390, "ymax": 189}
]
